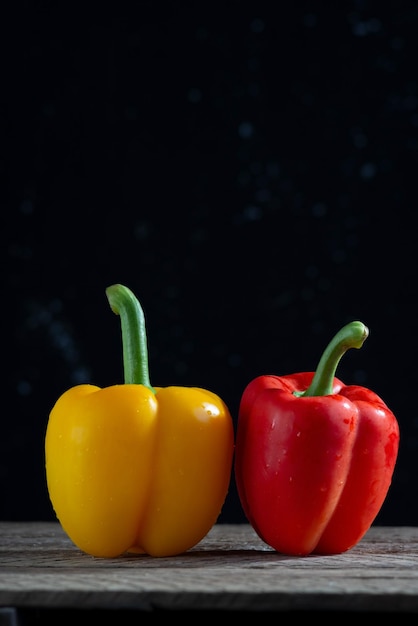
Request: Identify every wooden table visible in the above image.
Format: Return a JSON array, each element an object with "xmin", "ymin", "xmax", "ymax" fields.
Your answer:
[{"xmin": 1, "ymin": 522, "xmax": 418, "ymax": 622}]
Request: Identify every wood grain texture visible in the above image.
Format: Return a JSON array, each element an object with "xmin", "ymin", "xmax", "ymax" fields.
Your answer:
[{"xmin": 1, "ymin": 523, "xmax": 418, "ymax": 613}]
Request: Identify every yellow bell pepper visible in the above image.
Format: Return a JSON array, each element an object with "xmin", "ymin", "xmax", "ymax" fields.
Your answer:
[{"xmin": 45, "ymin": 284, "xmax": 234, "ymax": 558}]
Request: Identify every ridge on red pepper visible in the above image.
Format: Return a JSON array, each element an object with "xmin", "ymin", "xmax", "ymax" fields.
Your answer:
[{"xmin": 234, "ymin": 321, "xmax": 400, "ymax": 556}]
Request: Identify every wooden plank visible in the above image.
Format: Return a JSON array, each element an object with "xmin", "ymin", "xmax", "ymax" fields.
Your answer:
[{"xmin": 0, "ymin": 523, "xmax": 418, "ymax": 612}]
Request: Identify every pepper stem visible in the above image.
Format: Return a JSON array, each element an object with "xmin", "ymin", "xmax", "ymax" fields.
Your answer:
[
  {"xmin": 297, "ymin": 321, "xmax": 369, "ymax": 398},
  {"xmin": 105, "ymin": 284, "xmax": 155, "ymax": 391}
]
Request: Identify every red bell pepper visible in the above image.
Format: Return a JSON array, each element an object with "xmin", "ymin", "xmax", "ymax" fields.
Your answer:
[{"xmin": 234, "ymin": 321, "xmax": 400, "ymax": 556}]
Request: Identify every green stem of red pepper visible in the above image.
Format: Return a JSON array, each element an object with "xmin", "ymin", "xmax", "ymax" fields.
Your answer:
[
  {"xmin": 105, "ymin": 283, "xmax": 155, "ymax": 392},
  {"xmin": 296, "ymin": 321, "xmax": 369, "ymax": 398}
]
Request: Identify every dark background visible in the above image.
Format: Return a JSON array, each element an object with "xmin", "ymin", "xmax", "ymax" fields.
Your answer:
[{"xmin": 3, "ymin": 0, "xmax": 418, "ymax": 526}]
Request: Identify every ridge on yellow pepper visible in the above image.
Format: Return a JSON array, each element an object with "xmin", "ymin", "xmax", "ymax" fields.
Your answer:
[{"xmin": 45, "ymin": 284, "xmax": 234, "ymax": 558}]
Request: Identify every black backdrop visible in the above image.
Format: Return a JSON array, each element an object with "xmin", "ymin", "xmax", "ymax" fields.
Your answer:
[{"xmin": 4, "ymin": 1, "xmax": 418, "ymax": 526}]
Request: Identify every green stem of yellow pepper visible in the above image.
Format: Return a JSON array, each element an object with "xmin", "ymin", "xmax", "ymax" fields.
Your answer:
[{"xmin": 106, "ymin": 284, "xmax": 155, "ymax": 392}]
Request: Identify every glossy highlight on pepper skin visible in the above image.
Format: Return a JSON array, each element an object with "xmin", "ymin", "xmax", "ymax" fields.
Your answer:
[{"xmin": 234, "ymin": 322, "xmax": 400, "ymax": 556}]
